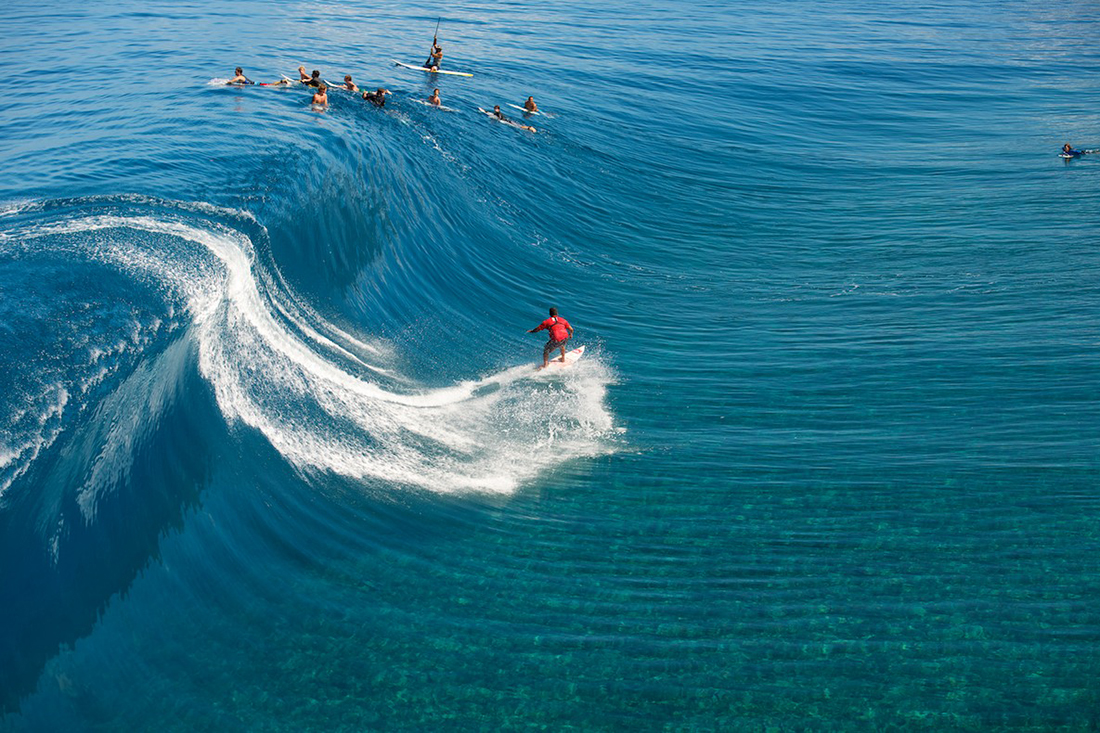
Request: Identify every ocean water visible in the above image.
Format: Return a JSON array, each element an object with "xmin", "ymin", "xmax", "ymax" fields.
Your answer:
[{"xmin": 1, "ymin": 0, "xmax": 1099, "ymax": 728}]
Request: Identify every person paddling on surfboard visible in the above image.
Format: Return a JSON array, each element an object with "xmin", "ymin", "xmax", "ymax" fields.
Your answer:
[
  {"xmin": 362, "ymin": 88, "xmax": 390, "ymax": 107},
  {"xmin": 493, "ymin": 105, "xmax": 536, "ymax": 133},
  {"xmin": 528, "ymin": 307, "xmax": 574, "ymax": 368},
  {"xmin": 1062, "ymin": 143, "xmax": 1085, "ymax": 157},
  {"xmin": 227, "ymin": 67, "xmax": 253, "ymax": 85},
  {"xmin": 428, "ymin": 88, "xmax": 441, "ymax": 106},
  {"xmin": 343, "ymin": 75, "xmax": 359, "ymax": 92}
]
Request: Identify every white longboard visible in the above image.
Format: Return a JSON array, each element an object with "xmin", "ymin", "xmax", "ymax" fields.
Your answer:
[
  {"xmin": 507, "ymin": 103, "xmax": 555, "ymax": 118},
  {"xmin": 540, "ymin": 345, "xmax": 585, "ymax": 370},
  {"xmin": 411, "ymin": 98, "xmax": 458, "ymax": 112},
  {"xmin": 393, "ymin": 60, "xmax": 473, "ymax": 77},
  {"xmin": 478, "ymin": 107, "xmax": 536, "ymax": 132}
]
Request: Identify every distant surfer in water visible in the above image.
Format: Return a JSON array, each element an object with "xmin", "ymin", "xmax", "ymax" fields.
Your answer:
[
  {"xmin": 305, "ymin": 69, "xmax": 323, "ymax": 87},
  {"xmin": 424, "ymin": 37, "xmax": 443, "ymax": 70},
  {"xmin": 297, "ymin": 66, "xmax": 311, "ymax": 82},
  {"xmin": 311, "ymin": 84, "xmax": 328, "ymax": 107},
  {"xmin": 524, "ymin": 96, "xmax": 538, "ymax": 112},
  {"xmin": 492, "ymin": 105, "xmax": 536, "ymax": 133},
  {"xmin": 1062, "ymin": 143, "xmax": 1084, "ymax": 157},
  {"xmin": 428, "ymin": 88, "xmax": 441, "ymax": 106},
  {"xmin": 343, "ymin": 75, "xmax": 359, "ymax": 92},
  {"xmin": 528, "ymin": 307, "xmax": 574, "ymax": 368},
  {"xmin": 362, "ymin": 88, "xmax": 390, "ymax": 107},
  {"xmin": 227, "ymin": 67, "xmax": 253, "ymax": 85}
]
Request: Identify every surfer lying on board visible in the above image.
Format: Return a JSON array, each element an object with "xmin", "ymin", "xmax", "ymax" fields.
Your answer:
[
  {"xmin": 311, "ymin": 84, "xmax": 328, "ymax": 106},
  {"xmin": 343, "ymin": 75, "xmax": 359, "ymax": 92},
  {"xmin": 227, "ymin": 67, "xmax": 254, "ymax": 85},
  {"xmin": 524, "ymin": 96, "xmax": 538, "ymax": 112},
  {"xmin": 493, "ymin": 105, "xmax": 536, "ymax": 132},
  {"xmin": 362, "ymin": 88, "xmax": 390, "ymax": 107},
  {"xmin": 528, "ymin": 308, "xmax": 574, "ymax": 368},
  {"xmin": 1062, "ymin": 143, "xmax": 1085, "ymax": 157},
  {"xmin": 424, "ymin": 37, "xmax": 443, "ymax": 70},
  {"xmin": 428, "ymin": 88, "xmax": 441, "ymax": 106}
]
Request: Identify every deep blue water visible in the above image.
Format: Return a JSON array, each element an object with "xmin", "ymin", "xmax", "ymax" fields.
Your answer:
[{"xmin": 2, "ymin": 0, "xmax": 1099, "ymax": 728}]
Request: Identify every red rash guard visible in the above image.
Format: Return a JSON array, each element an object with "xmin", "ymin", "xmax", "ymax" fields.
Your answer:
[{"xmin": 533, "ymin": 316, "xmax": 571, "ymax": 342}]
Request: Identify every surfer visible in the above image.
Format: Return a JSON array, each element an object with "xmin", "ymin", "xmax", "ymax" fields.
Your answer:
[
  {"xmin": 528, "ymin": 308, "xmax": 574, "ymax": 368},
  {"xmin": 311, "ymin": 84, "xmax": 328, "ymax": 106},
  {"xmin": 524, "ymin": 96, "xmax": 538, "ymax": 112},
  {"xmin": 428, "ymin": 88, "xmax": 441, "ymax": 106},
  {"xmin": 343, "ymin": 75, "xmax": 359, "ymax": 92},
  {"xmin": 297, "ymin": 66, "xmax": 311, "ymax": 82},
  {"xmin": 492, "ymin": 105, "xmax": 536, "ymax": 133},
  {"xmin": 424, "ymin": 37, "xmax": 443, "ymax": 70},
  {"xmin": 1062, "ymin": 143, "xmax": 1084, "ymax": 157},
  {"xmin": 362, "ymin": 88, "xmax": 390, "ymax": 107},
  {"xmin": 305, "ymin": 69, "xmax": 323, "ymax": 87},
  {"xmin": 227, "ymin": 67, "xmax": 253, "ymax": 85}
]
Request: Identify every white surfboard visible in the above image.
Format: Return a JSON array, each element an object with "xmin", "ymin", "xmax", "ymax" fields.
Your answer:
[
  {"xmin": 478, "ymin": 107, "xmax": 536, "ymax": 131},
  {"xmin": 393, "ymin": 60, "xmax": 473, "ymax": 77},
  {"xmin": 540, "ymin": 345, "xmax": 585, "ymax": 370},
  {"xmin": 411, "ymin": 98, "xmax": 458, "ymax": 112},
  {"xmin": 507, "ymin": 103, "xmax": 555, "ymax": 118}
]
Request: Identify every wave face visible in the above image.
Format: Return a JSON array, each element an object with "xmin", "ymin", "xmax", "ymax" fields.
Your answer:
[{"xmin": 3, "ymin": 0, "xmax": 1100, "ymax": 729}]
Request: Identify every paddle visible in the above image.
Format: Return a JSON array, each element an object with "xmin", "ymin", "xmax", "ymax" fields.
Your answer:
[{"xmin": 426, "ymin": 18, "xmax": 442, "ymax": 67}]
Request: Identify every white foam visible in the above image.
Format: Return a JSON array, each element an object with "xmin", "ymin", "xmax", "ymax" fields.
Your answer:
[{"xmin": 6, "ymin": 211, "xmax": 618, "ymax": 495}]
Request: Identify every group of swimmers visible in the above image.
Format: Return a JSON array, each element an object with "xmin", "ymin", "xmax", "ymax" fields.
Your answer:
[{"xmin": 224, "ymin": 35, "xmax": 544, "ymax": 132}]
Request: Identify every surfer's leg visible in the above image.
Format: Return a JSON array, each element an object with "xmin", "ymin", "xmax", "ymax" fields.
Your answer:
[{"xmin": 559, "ymin": 345, "xmax": 567, "ymax": 362}]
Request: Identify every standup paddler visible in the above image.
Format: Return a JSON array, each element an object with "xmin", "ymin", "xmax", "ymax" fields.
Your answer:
[
  {"xmin": 424, "ymin": 37, "xmax": 443, "ymax": 70},
  {"xmin": 227, "ymin": 67, "xmax": 253, "ymax": 85},
  {"xmin": 528, "ymin": 307, "xmax": 574, "ymax": 368}
]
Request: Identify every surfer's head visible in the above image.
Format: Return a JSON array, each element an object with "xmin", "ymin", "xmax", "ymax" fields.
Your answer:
[
  {"xmin": 549, "ymin": 307, "xmax": 558, "ymax": 317},
  {"xmin": 312, "ymin": 70, "xmax": 320, "ymax": 79},
  {"xmin": 235, "ymin": 67, "xmax": 243, "ymax": 75},
  {"xmin": 344, "ymin": 75, "xmax": 352, "ymax": 82}
]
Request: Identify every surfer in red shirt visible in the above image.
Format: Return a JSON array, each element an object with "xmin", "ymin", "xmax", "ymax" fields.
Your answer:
[{"xmin": 528, "ymin": 307, "xmax": 574, "ymax": 368}]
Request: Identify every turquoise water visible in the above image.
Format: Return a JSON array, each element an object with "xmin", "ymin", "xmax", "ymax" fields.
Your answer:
[{"xmin": 2, "ymin": 0, "xmax": 1099, "ymax": 728}]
